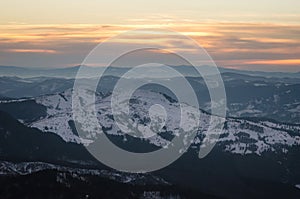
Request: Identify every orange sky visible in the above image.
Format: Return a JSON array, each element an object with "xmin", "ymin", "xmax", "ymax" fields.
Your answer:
[{"xmin": 0, "ymin": 1, "xmax": 299, "ymax": 72}]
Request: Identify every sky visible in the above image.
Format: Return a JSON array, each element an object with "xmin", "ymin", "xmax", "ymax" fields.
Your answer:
[{"xmin": 0, "ymin": 0, "xmax": 299, "ymax": 72}]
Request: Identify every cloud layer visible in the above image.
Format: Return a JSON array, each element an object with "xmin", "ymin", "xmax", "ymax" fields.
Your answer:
[{"xmin": 0, "ymin": 22, "xmax": 299, "ymax": 72}]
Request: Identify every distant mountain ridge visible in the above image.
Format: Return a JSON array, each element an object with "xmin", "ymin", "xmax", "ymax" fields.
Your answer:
[
  {"xmin": 0, "ymin": 65, "xmax": 300, "ymax": 78},
  {"xmin": 1, "ymin": 73, "xmax": 299, "ymax": 124}
]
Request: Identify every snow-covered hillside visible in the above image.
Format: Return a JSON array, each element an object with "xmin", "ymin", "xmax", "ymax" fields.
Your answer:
[
  {"xmin": 29, "ymin": 89, "xmax": 300, "ymax": 156},
  {"xmin": 0, "ymin": 161, "xmax": 168, "ymax": 185}
]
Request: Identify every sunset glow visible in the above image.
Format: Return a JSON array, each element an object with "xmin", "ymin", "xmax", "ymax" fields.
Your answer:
[{"xmin": 0, "ymin": 1, "xmax": 299, "ymax": 71}]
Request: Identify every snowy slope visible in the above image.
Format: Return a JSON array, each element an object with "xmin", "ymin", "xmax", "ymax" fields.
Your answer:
[
  {"xmin": 0, "ymin": 161, "xmax": 168, "ymax": 185},
  {"xmin": 29, "ymin": 89, "xmax": 300, "ymax": 156}
]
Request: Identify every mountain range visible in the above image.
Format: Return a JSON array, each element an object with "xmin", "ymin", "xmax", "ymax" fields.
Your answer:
[
  {"xmin": 1, "ymin": 65, "xmax": 300, "ymax": 198},
  {"xmin": 0, "ymin": 72, "xmax": 299, "ymax": 124},
  {"xmin": 0, "ymin": 65, "xmax": 300, "ymax": 78},
  {"xmin": 0, "ymin": 87, "xmax": 300, "ymax": 198}
]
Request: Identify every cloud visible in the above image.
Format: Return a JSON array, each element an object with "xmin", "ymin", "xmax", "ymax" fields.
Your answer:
[
  {"xmin": 0, "ymin": 22, "xmax": 299, "ymax": 71},
  {"xmin": 6, "ymin": 49, "xmax": 58, "ymax": 54},
  {"xmin": 244, "ymin": 59, "xmax": 300, "ymax": 65}
]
